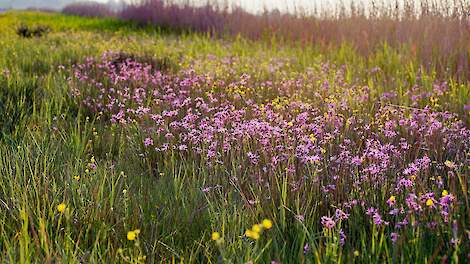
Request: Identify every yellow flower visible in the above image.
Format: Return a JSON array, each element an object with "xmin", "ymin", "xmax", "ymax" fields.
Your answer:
[
  {"xmin": 245, "ymin": 229, "xmax": 252, "ymax": 237},
  {"xmin": 287, "ymin": 121, "xmax": 294, "ymax": 127},
  {"xmin": 85, "ymin": 169, "xmax": 89, "ymax": 174},
  {"xmin": 252, "ymin": 224, "xmax": 262, "ymax": 233},
  {"xmin": 90, "ymin": 156, "xmax": 96, "ymax": 163},
  {"xmin": 73, "ymin": 175, "xmax": 80, "ymax": 181},
  {"xmin": 444, "ymin": 160, "xmax": 456, "ymax": 169},
  {"xmin": 426, "ymin": 199, "xmax": 434, "ymax": 207},
  {"xmin": 309, "ymin": 134, "xmax": 317, "ymax": 142},
  {"xmin": 245, "ymin": 229, "xmax": 260, "ymax": 240},
  {"xmin": 211, "ymin": 232, "xmax": 220, "ymax": 241},
  {"xmin": 442, "ymin": 190, "xmax": 449, "ymax": 197},
  {"xmin": 57, "ymin": 203, "xmax": 66, "ymax": 213},
  {"xmin": 261, "ymin": 219, "xmax": 273, "ymax": 229},
  {"xmin": 389, "ymin": 195, "xmax": 395, "ymax": 203},
  {"xmin": 127, "ymin": 230, "xmax": 139, "ymax": 241},
  {"xmin": 353, "ymin": 250, "xmax": 360, "ymax": 257}
]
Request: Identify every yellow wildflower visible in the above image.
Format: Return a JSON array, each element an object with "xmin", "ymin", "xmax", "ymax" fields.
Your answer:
[
  {"xmin": 309, "ymin": 134, "xmax": 317, "ymax": 142},
  {"xmin": 127, "ymin": 229, "xmax": 139, "ymax": 241},
  {"xmin": 73, "ymin": 175, "xmax": 80, "ymax": 181},
  {"xmin": 442, "ymin": 190, "xmax": 449, "ymax": 196},
  {"xmin": 245, "ymin": 229, "xmax": 260, "ymax": 240},
  {"xmin": 444, "ymin": 160, "xmax": 456, "ymax": 169},
  {"xmin": 262, "ymin": 219, "xmax": 273, "ymax": 229},
  {"xmin": 211, "ymin": 232, "xmax": 220, "ymax": 241},
  {"xmin": 57, "ymin": 203, "xmax": 66, "ymax": 213},
  {"xmin": 426, "ymin": 199, "xmax": 434, "ymax": 207},
  {"xmin": 252, "ymin": 224, "xmax": 262, "ymax": 233}
]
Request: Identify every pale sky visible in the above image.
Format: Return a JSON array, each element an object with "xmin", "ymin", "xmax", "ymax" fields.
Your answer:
[{"xmin": 2, "ymin": 0, "xmax": 372, "ymax": 13}]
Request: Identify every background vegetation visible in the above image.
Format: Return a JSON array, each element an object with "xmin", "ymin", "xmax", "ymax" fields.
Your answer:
[{"xmin": 0, "ymin": 6, "xmax": 468, "ymax": 263}]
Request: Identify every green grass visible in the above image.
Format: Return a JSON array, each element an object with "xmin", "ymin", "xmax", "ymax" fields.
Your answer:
[{"xmin": 0, "ymin": 10, "xmax": 468, "ymax": 263}]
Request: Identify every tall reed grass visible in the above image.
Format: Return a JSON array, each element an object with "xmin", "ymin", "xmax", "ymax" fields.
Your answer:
[
  {"xmin": 63, "ymin": 1, "xmax": 115, "ymax": 18},
  {"xmin": 63, "ymin": 0, "xmax": 470, "ymax": 80}
]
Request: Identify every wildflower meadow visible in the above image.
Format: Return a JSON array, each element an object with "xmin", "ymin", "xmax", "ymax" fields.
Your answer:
[{"xmin": 0, "ymin": 1, "xmax": 469, "ymax": 263}]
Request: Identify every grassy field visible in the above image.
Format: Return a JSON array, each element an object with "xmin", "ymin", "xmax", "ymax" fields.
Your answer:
[{"xmin": 0, "ymin": 11, "xmax": 469, "ymax": 263}]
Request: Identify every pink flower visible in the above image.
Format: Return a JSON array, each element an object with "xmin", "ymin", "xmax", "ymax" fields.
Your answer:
[
  {"xmin": 321, "ymin": 216, "xmax": 335, "ymax": 229},
  {"xmin": 144, "ymin": 137, "xmax": 154, "ymax": 147}
]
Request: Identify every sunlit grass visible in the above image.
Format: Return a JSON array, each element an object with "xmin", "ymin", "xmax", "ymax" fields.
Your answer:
[{"xmin": 0, "ymin": 10, "xmax": 468, "ymax": 263}]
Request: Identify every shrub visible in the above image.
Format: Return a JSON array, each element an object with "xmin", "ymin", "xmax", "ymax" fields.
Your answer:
[{"xmin": 16, "ymin": 24, "xmax": 50, "ymax": 38}]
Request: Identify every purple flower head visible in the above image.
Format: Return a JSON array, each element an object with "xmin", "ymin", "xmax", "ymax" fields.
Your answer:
[
  {"xmin": 295, "ymin": 215, "xmax": 305, "ymax": 223},
  {"xmin": 89, "ymin": 163, "xmax": 97, "ymax": 171},
  {"xmin": 321, "ymin": 216, "xmax": 335, "ymax": 229},
  {"xmin": 303, "ymin": 243, "xmax": 310, "ymax": 254},
  {"xmin": 339, "ymin": 229, "xmax": 346, "ymax": 246},
  {"xmin": 144, "ymin": 137, "xmax": 154, "ymax": 147},
  {"xmin": 201, "ymin": 186, "xmax": 211, "ymax": 193},
  {"xmin": 247, "ymin": 152, "xmax": 260, "ymax": 165},
  {"xmin": 366, "ymin": 207, "xmax": 377, "ymax": 216},
  {"xmin": 335, "ymin": 209, "xmax": 349, "ymax": 221},
  {"xmin": 372, "ymin": 212, "xmax": 388, "ymax": 226}
]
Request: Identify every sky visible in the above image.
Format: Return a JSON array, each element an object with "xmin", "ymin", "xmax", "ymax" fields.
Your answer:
[{"xmin": 1, "ymin": 0, "xmax": 372, "ymax": 13}]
